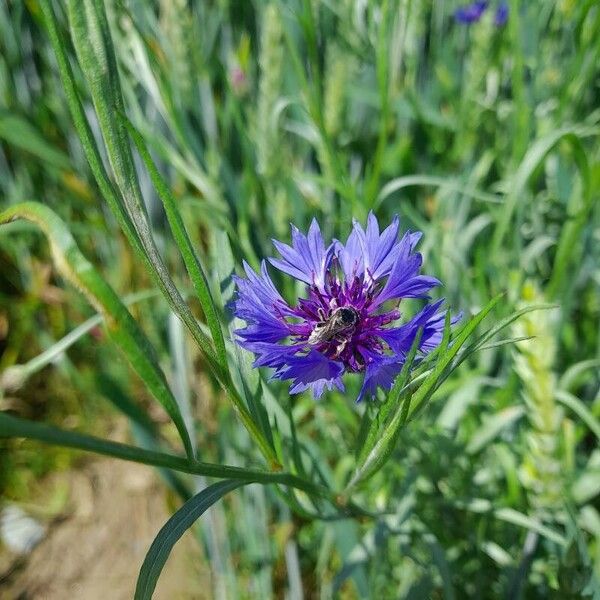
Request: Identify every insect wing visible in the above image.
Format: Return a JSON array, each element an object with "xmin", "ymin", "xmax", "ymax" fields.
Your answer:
[{"xmin": 307, "ymin": 312, "xmax": 346, "ymax": 345}]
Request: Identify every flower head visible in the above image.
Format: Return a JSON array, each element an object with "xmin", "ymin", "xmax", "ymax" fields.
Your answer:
[
  {"xmin": 454, "ymin": 1, "xmax": 488, "ymax": 24},
  {"xmin": 454, "ymin": 1, "xmax": 508, "ymax": 26},
  {"xmin": 494, "ymin": 2, "xmax": 509, "ymax": 26},
  {"xmin": 233, "ymin": 213, "xmax": 456, "ymax": 401}
]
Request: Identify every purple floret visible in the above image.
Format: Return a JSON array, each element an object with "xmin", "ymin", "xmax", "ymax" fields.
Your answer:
[
  {"xmin": 454, "ymin": 1, "xmax": 488, "ymax": 24},
  {"xmin": 232, "ymin": 213, "xmax": 457, "ymax": 401},
  {"xmin": 494, "ymin": 2, "xmax": 509, "ymax": 26}
]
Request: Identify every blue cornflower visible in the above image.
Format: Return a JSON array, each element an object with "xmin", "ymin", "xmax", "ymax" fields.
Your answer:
[
  {"xmin": 494, "ymin": 2, "xmax": 509, "ymax": 26},
  {"xmin": 232, "ymin": 213, "xmax": 456, "ymax": 401},
  {"xmin": 454, "ymin": 1, "xmax": 508, "ymax": 26},
  {"xmin": 454, "ymin": 1, "xmax": 488, "ymax": 24}
]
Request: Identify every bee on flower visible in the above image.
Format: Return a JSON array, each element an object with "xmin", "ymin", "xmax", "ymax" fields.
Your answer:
[{"xmin": 232, "ymin": 213, "xmax": 458, "ymax": 401}]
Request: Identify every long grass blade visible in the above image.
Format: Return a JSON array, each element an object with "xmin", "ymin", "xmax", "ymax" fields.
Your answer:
[
  {"xmin": 39, "ymin": 1, "xmax": 278, "ymax": 466},
  {"xmin": 0, "ymin": 202, "xmax": 195, "ymax": 459},
  {"xmin": 134, "ymin": 480, "xmax": 246, "ymax": 600},
  {"xmin": 124, "ymin": 117, "xmax": 228, "ymax": 371},
  {"xmin": 0, "ymin": 412, "xmax": 327, "ymax": 495},
  {"xmin": 0, "ymin": 290, "xmax": 157, "ymax": 392}
]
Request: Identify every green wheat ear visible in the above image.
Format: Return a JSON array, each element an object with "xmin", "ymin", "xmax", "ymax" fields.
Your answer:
[
  {"xmin": 160, "ymin": 0, "xmax": 194, "ymax": 106},
  {"xmin": 324, "ymin": 43, "xmax": 353, "ymax": 140},
  {"xmin": 256, "ymin": 3, "xmax": 284, "ymax": 180},
  {"xmin": 513, "ymin": 281, "xmax": 564, "ymax": 517}
]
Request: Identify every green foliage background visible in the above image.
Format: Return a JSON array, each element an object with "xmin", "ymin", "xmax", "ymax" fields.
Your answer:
[{"xmin": 0, "ymin": 0, "xmax": 599, "ymax": 598}]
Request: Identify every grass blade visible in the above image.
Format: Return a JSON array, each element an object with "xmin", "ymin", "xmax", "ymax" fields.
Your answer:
[
  {"xmin": 123, "ymin": 117, "xmax": 228, "ymax": 372},
  {"xmin": 376, "ymin": 174, "xmax": 501, "ymax": 208},
  {"xmin": 0, "ymin": 202, "xmax": 194, "ymax": 459},
  {"xmin": 491, "ymin": 127, "xmax": 593, "ymax": 267},
  {"xmin": 0, "ymin": 412, "xmax": 328, "ymax": 496},
  {"xmin": 0, "ymin": 289, "xmax": 157, "ymax": 393},
  {"xmin": 134, "ymin": 480, "xmax": 247, "ymax": 600},
  {"xmin": 39, "ymin": 0, "xmax": 279, "ymax": 465},
  {"xmin": 465, "ymin": 406, "xmax": 526, "ymax": 455},
  {"xmin": 354, "ymin": 327, "xmax": 423, "ymax": 468},
  {"xmin": 556, "ymin": 390, "xmax": 600, "ymax": 442}
]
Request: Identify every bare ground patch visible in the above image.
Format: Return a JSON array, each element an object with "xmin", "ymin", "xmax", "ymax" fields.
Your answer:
[{"xmin": 0, "ymin": 453, "xmax": 210, "ymax": 599}]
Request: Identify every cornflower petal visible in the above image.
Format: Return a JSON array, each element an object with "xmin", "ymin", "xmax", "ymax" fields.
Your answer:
[
  {"xmin": 269, "ymin": 219, "xmax": 334, "ymax": 290},
  {"xmin": 276, "ymin": 350, "xmax": 345, "ymax": 399},
  {"xmin": 377, "ymin": 299, "xmax": 447, "ymax": 353},
  {"xmin": 232, "ymin": 261, "xmax": 293, "ymax": 345},
  {"xmin": 363, "ymin": 212, "xmax": 400, "ymax": 281},
  {"xmin": 338, "ymin": 228, "xmax": 364, "ymax": 281},
  {"xmin": 371, "ymin": 245, "xmax": 440, "ymax": 308},
  {"xmin": 249, "ymin": 342, "xmax": 303, "ymax": 368},
  {"xmin": 357, "ymin": 354, "xmax": 405, "ymax": 402}
]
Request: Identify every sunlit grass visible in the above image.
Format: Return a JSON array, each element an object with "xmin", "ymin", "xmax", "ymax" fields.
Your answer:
[{"xmin": 0, "ymin": 1, "xmax": 599, "ymax": 597}]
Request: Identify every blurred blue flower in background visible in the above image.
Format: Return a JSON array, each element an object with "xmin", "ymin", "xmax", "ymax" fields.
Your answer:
[
  {"xmin": 494, "ymin": 2, "xmax": 509, "ymax": 26},
  {"xmin": 233, "ymin": 214, "xmax": 456, "ymax": 401},
  {"xmin": 454, "ymin": 1, "xmax": 508, "ymax": 26},
  {"xmin": 455, "ymin": 1, "xmax": 488, "ymax": 24}
]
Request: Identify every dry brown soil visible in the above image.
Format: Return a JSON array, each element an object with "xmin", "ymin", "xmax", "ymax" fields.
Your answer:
[{"xmin": 0, "ymin": 456, "xmax": 210, "ymax": 599}]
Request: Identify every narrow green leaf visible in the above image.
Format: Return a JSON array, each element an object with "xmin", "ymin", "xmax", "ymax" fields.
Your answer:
[
  {"xmin": 493, "ymin": 508, "xmax": 567, "ymax": 546},
  {"xmin": 572, "ymin": 460, "xmax": 600, "ymax": 505},
  {"xmin": 0, "ymin": 202, "xmax": 194, "ymax": 459},
  {"xmin": 407, "ymin": 295, "xmax": 503, "ymax": 420},
  {"xmin": 66, "ymin": 0, "xmax": 143, "ymax": 218},
  {"xmin": 376, "ymin": 175, "xmax": 501, "ymax": 209},
  {"xmin": 387, "ymin": 326, "xmax": 426, "ymax": 420},
  {"xmin": 211, "ymin": 228, "xmax": 279, "ymax": 465},
  {"xmin": 0, "ymin": 112, "xmax": 71, "ymax": 170},
  {"xmin": 0, "ymin": 413, "xmax": 328, "ymax": 497},
  {"xmin": 0, "ymin": 289, "xmax": 157, "ymax": 393},
  {"xmin": 0, "ymin": 412, "xmax": 235, "ymax": 480},
  {"xmin": 457, "ymin": 499, "xmax": 567, "ymax": 545},
  {"xmin": 134, "ymin": 481, "xmax": 247, "ymax": 600},
  {"xmin": 286, "ymin": 395, "xmax": 305, "ymax": 477},
  {"xmin": 65, "ymin": 0, "xmax": 219, "ymax": 363},
  {"xmin": 355, "ymin": 327, "xmax": 423, "ymax": 468},
  {"xmin": 466, "ymin": 406, "xmax": 526, "ymax": 454},
  {"xmin": 40, "ymin": 0, "xmax": 143, "ymax": 255},
  {"xmin": 476, "ymin": 336, "xmax": 533, "ymax": 351},
  {"xmin": 347, "ymin": 295, "xmax": 503, "ymax": 490},
  {"xmin": 354, "ymin": 406, "xmax": 373, "ymax": 457},
  {"xmin": 559, "ymin": 359, "xmax": 600, "ymax": 392},
  {"xmin": 546, "ymin": 140, "xmax": 592, "ymax": 299},
  {"xmin": 454, "ymin": 304, "xmax": 558, "ymax": 370},
  {"xmin": 123, "ymin": 117, "xmax": 228, "ymax": 371},
  {"xmin": 492, "ymin": 127, "xmax": 593, "ymax": 272},
  {"xmin": 556, "ymin": 390, "xmax": 600, "ymax": 443},
  {"xmin": 39, "ymin": 1, "xmax": 280, "ymax": 465}
]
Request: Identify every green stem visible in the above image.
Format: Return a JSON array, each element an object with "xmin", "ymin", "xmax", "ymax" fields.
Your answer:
[{"xmin": 0, "ymin": 413, "xmax": 317, "ymax": 496}]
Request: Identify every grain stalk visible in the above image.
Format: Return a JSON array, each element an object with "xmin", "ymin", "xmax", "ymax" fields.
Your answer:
[
  {"xmin": 513, "ymin": 282, "xmax": 564, "ymax": 517},
  {"xmin": 160, "ymin": 0, "xmax": 194, "ymax": 106},
  {"xmin": 256, "ymin": 3, "xmax": 284, "ymax": 181}
]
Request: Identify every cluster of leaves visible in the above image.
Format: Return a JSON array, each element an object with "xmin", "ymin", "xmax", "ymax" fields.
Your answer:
[{"xmin": 0, "ymin": 1, "xmax": 599, "ymax": 598}]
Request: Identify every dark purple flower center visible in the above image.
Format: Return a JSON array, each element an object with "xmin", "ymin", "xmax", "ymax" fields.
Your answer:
[{"xmin": 288, "ymin": 271, "xmax": 398, "ymax": 373}]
